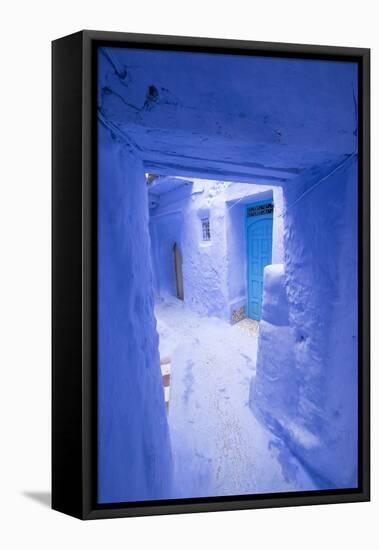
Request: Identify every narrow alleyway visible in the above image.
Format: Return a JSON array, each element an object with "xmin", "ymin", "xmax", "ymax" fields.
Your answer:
[{"xmin": 155, "ymin": 297, "xmax": 318, "ymax": 499}]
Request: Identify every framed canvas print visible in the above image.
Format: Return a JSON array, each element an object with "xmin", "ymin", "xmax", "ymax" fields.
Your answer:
[{"xmin": 52, "ymin": 30, "xmax": 370, "ymax": 519}]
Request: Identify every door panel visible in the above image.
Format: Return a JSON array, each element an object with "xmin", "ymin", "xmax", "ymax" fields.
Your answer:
[{"xmin": 246, "ymin": 208, "xmax": 273, "ymax": 320}]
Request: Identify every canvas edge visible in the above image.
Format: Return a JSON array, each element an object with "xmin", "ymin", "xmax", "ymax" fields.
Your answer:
[{"xmin": 52, "ymin": 31, "xmax": 85, "ymax": 520}]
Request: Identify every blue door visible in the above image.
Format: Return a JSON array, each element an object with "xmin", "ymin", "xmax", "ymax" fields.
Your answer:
[{"xmin": 246, "ymin": 202, "xmax": 273, "ymax": 320}]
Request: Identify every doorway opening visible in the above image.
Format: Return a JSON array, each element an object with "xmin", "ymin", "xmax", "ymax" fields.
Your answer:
[
  {"xmin": 246, "ymin": 201, "xmax": 273, "ymax": 320},
  {"xmin": 173, "ymin": 242, "xmax": 184, "ymax": 300}
]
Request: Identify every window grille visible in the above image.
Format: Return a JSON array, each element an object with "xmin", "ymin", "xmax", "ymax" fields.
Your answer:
[
  {"xmin": 247, "ymin": 202, "xmax": 274, "ymax": 217},
  {"xmin": 201, "ymin": 218, "xmax": 211, "ymax": 241}
]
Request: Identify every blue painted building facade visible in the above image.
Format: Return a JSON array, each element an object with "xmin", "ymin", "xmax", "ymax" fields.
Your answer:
[
  {"xmin": 148, "ymin": 177, "xmax": 283, "ymax": 324},
  {"xmin": 97, "ymin": 45, "xmax": 359, "ymax": 502}
]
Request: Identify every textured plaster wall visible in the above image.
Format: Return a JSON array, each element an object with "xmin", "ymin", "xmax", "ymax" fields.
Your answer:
[
  {"xmin": 98, "ymin": 125, "xmax": 172, "ymax": 503},
  {"xmin": 150, "ymin": 179, "xmax": 230, "ymax": 319},
  {"xmin": 251, "ymin": 157, "xmax": 358, "ymax": 488},
  {"xmin": 182, "ymin": 181, "xmax": 230, "ymax": 319},
  {"xmin": 98, "ymin": 45, "xmax": 359, "ymax": 496},
  {"xmin": 99, "ymin": 48, "xmax": 357, "ymax": 181}
]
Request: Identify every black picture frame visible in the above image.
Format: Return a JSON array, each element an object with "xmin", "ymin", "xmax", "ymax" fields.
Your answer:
[{"xmin": 52, "ymin": 30, "xmax": 370, "ymax": 520}]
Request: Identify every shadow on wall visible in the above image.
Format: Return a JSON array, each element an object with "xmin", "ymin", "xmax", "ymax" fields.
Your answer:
[{"xmin": 149, "ymin": 210, "xmax": 184, "ymax": 298}]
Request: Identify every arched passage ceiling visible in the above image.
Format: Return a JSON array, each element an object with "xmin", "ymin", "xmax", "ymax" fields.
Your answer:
[{"xmin": 98, "ymin": 47, "xmax": 358, "ymax": 184}]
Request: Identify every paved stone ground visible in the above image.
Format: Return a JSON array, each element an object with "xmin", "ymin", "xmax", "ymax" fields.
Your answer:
[{"xmin": 155, "ymin": 298, "xmax": 318, "ymax": 499}]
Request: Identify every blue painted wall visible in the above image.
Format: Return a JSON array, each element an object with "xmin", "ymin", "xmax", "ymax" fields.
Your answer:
[
  {"xmin": 251, "ymin": 156, "xmax": 358, "ymax": 488},
  {"xmin": 98, "ymin": 45, "xmax": 359, "ymax": 499},
  {"xmin": 99, "ymin": 47, "xmax": 358, "ymax": 179},
  {"xmin": 98, "ymin": 125, "xmax": 172, "ymax": 503}
]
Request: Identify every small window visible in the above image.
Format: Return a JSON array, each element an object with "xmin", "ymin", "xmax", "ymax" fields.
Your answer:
[{"xmin": 201, "ymin": 218, "xmax": 211, "ymax": 241}]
